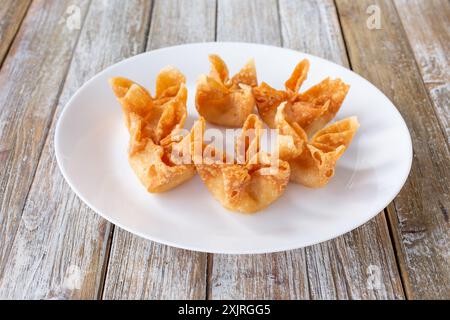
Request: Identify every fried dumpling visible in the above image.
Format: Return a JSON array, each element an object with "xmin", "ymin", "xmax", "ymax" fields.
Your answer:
[
  {"xmin": 254, "ymin": 59, "xmax": 350, "ymax": 136},
  {"xmin": 109, "ymin": 67, "xmax": 196, "ymax": 193},
  {"xmin": 190, "ymin": 115, "xmax": 290, "ymax": 213},
  {"xmin": 195, "ymin": 54, "xmax": 257, "ymax": 127},
  {"xmin": 125, "ymin": 112, "xmax": 196, "ymax": 193},
  {"xmin": 109, "ymin": 67, "xmax": 188, "ymax": 146},
  {"xmin": 275, "ymin": 103, "xmax": 359, "ymax": 188}
]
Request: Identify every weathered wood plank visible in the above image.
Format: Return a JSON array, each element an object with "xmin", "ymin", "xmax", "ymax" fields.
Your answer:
[
  {"xmin": 101, "ymin": 0, "xmax": 216, "ymax": 300},
  {"xmin": 281, "ymin": 0, "xmax": 404, "ymax": 300},
  {"xmin": 103, "ymin": 230, "xmax": 208, "ymax": 299},
  {"xmin": 279, "ymin": 0, "xmax": 347, "ymax": 63},
  {"xmin": 305, "ymin": 214, "xmax": 404, "ymax": 299},
  {"xmin": 0, "ymin": 0, "xmax": 91, "ymax": 276},
  {"xmin": 217, "ymin": 0, "xmax": 280, "ymax": 44},
  {"xmin": 0, "ymin": 0, "xmax": 31, "ymax": 66},
  {"xmin": 147, "ymin": 0, "xmax": 216, "ymax": 49},
  {"xmin": 211, "ymin": 0, "xmax": 309, "ymax": 300},
  {"xmin": 211, "ymin": 252, "xmax": 309, "ymax": 299},
  {"xmin": 336, "ymin": 0, "xmax": 450, "ymax": 300},
  {"xmin": 210, "ymin": 0, "xmax": 404, "ymax": 300},
  {"xmin": 0, "ymin": 0, "xmax": 152, "ymax": 299},
  {"xmin": 394, "ymin": 0, "xmax": 449, "ymax": 143}
]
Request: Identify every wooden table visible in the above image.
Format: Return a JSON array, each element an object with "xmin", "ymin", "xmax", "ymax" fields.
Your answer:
[{"xmin": 0, "ymin": 0, "xmax": 448, "ymax": 300}]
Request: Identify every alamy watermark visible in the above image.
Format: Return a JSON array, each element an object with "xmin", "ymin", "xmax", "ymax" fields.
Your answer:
[
  {"xmin": 168, "ymin": 127, "xmax": 284, "ymax": 175},
  {"xmin": 366, "ymin": 264, "xmax": 382, "ymax": 290},
  {"xmin": 59, "ymin": 4, "xmax": 81, "ymax": 31},
  {"xmin": 366, "ymin": 4, "xmax": 382, "ymax": 30}
]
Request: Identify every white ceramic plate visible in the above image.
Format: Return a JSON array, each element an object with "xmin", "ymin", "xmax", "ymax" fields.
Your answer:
[{"xmin": 55, "ymin": 42, "xmax": 412, "ymax": 254}]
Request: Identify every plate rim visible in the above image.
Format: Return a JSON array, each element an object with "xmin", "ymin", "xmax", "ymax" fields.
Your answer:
[{"xmin": 54, "ymin": 41, "xmax": 413, "ymax": 254}]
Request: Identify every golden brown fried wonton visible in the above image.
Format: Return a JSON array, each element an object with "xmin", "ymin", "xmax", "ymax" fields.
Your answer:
[
  {"xmin": 109, "ymin": 67, "xmax": 196, "ymax": 193},
  {"xmin": 189, "ymin": 115, "xmax": 290, "ymax": 213},
  {"xmin": 276, "ymin": 103, "xmax": 359, "ymax": 188},
  {"xmin": 253, "ymin": 59, "xmax": 350, "ymax": 136},
  {"xmin": 195, "ymin": 54, "xmax": 257, "ymax": 127}
]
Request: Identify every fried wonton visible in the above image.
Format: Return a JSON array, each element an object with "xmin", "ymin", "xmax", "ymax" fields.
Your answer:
[
  {"xmin": 109, "ymin": 67, "xmax": 196, "ymax": 193},
  {"xmin": 275, "ymin": 103, "xmax": 359, "ymax": 188},
  {"xmin": 195, "ymin": 54, "xmax": 257, "ymax": 127},
  {"xmin": 253, "ymin": 59, "xmax": 350, "ymax": 136},
  {"xmin": 189, "ymin": 115, "xmax": 290, "ymax": 213}
]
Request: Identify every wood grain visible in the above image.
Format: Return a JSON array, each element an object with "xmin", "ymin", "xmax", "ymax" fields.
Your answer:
[
  {"xmin": 101, "ymin": 0, "xmax": 216, "ymax": 300},
  {"xmin": 217, "ymin": 0, "xmax": 280, "ymax": 44},
  {"xmin": 147, "ymin": 0, "xmax": 217, "ymax": 49},
  {"xmin": 103, "ymin": 230, "xmax": 208, "ymax": 299},
  {"xmin": 279, "ymin": 0, "xmax": 347, "ymax": 62},
  {"xmin": 0, "ymin": 0, "xmax": 91, "ymax": 278},
  {"xmin": 210, "ymin": 0, "xmax": 404, "ymax": 300},
  {"xmin": 0, "ymin": 0, "xmax": 152, "ymax": 299},
  {"xmin": 211, "ymin": 252, "xmax": 309, "ymax": 299},
  {"xmin": 336, "ymin": 0, "xmax": 450, "ymax": 300},
  {"xmin": 0, "ymin": 0, "xmax": 31, "ymax": 66},
  {"xmin": 304, "ymin": 214, "xmax": 404, "ymax": 299},
  {"xmin": 281, "ymin": 0, "xmax": 404, "ymax": 300},
  {"xmin": 0, "ymin": 0, "xmax": 446, "ymax": 300},
  {"xmin": 211, "ymin": 0, "xmax": 308, "ymax": 300},
  {"xmin": 394, "ymin": 0, "xmax": 449, "ymax": 143}
]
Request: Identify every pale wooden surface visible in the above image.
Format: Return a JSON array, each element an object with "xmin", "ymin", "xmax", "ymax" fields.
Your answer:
[
  {"xmin": 0, "ymin": 0, "xmax": 448, "ymax": 300},
  {"xmin": 336, "ymin": 0, "xmax": 450, "ymax": 299},
  {"xmin": 0, "ymin": 0, "xmax": 31, "ymax": 66},
  {"xmin": 102, "ymin": 0, "xmax": 215, "ymax": 300},
  {"xmin": 0, "ymin": 0, "xmax": 91, "ymax": 280},
  {"xmin": 211, "ymin": 0, "xmax": 403, "ymax": 300},
  {"xmin": 0, "ymin": 0, "xmax": 151, "ymax": 299},
  {"xmin": 394, "ymin": 0, "xmax": 450, "ymax": 143}
]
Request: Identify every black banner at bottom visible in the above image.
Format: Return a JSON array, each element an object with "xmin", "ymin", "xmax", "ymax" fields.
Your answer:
[{"xmin": 0, "ymin": 300, "xmax": 445, "ymax": 318}]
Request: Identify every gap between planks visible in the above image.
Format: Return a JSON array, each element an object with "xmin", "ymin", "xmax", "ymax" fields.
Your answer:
[
  {"xmin": 0, "ymin": 0, "xmax": 440, "ymax": 298},
  {"xmin": 335, "ymin": 0, "xmax": 450, "ymax": 299},
  {"xmin": 207, "ymin": 0, "xmax": 404, "ymax": 300},
  {"xmin": 97, "ymin": 0, "xmax": 155, "ymax": 299},
  {"xmin": 0, "ymin": 0, "xmax": 33, "ymax": 69},
  {"xmin": 333, "ymin": 0, "xmax": 406, "ymax": 298},
  {"xmin": 3, "ymin": 0, "xmax": 94, "ymax": 284},
  {"xmin": 0, "ymin": 0, "xmax": 153, "ymax": 299},
  {"xmin": 391, "ymin": 1, "xmax": 449, "ymax": 146},
  {"xmin": 0, "ymin": 0, "xmax": 94, "ymax": 279},
  {"xmin": 17, "ymin": 0, "xmax": 94, "ymax": 240}
]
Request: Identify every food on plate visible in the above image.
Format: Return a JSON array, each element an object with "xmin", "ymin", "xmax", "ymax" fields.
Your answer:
[
  {"xmin": 109, "ymin": 66, "xmax": 196, "ymax": 193},
  {"xmin": 275, "ymin": 103, "xmax": 359, "ymax": 188},
  {"xmin": 108, "ymin": 57, "xmax": 360, "ymax": 212},
  {"xmin": 253, "ymin": 59, "xmax": 350, "ymax": 136},
  {"xmin": 195, "ymin": 54, "xmax": 257, "ymax": 127},
  {"xmin": 189, "ymin": 115, "xmax": 290, "ymax": 213}
]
